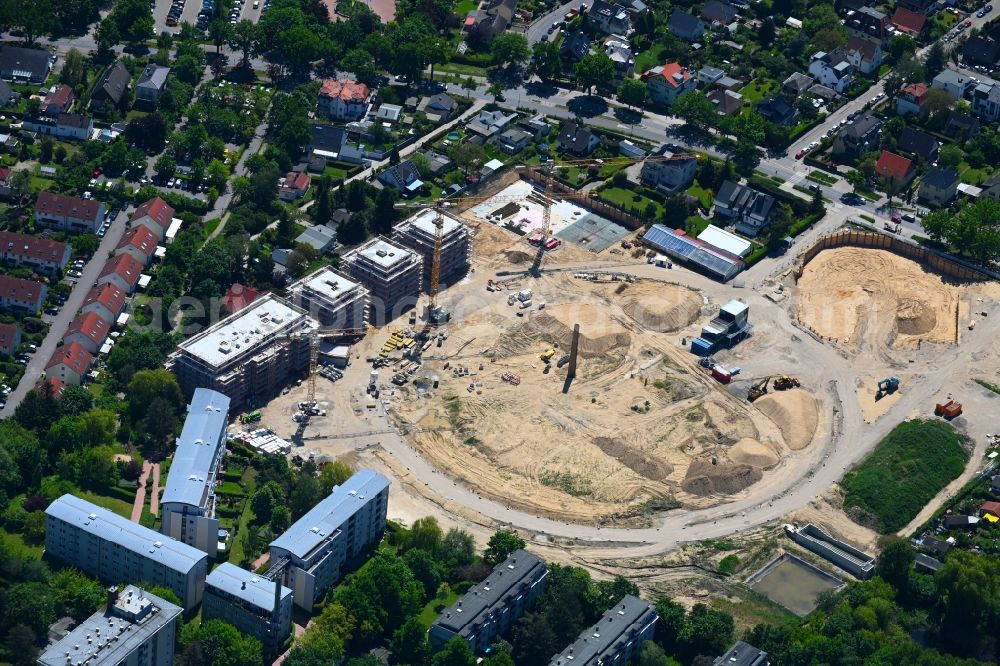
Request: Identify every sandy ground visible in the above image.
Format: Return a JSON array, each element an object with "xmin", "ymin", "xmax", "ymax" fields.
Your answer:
[
  {"xmin": 753, "ymin": 389, "xmax": 819, "ymax": 451},
  {"xmin": 855, "ymin": 376, "xmax": 904, "ymax": 424}
]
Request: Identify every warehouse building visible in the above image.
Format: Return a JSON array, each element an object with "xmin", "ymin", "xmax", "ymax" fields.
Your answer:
[
  {"xmin": 203, "ymin": 563, "xmax": 293, "ymax": 659},
  {"xmin": 288, "ymin": 266, "xmax": 369, "ymax": 330},
  {"xmin": 341, "ymin": 237, "xmax": 423, "ymax": 325},
  {"xmin": 430, "ymin": 550, "xmax": 548, "ymax": 653},
  {"xmin": 392, "ymin": 208, "xmax": 473, "ymax": 290},
  {"xmin": 641, "ymin": 225, "xmax": 744, "ymax": 282},
  {"xmin": 268, "ymin": 470, "xmax": 389, "ymax": 610},
  {"xmin": 548, "ymin": 595, "xmax": 658, "ymax": 666},
  {"xmin": 38, "ymin": 585, "xmax": 182, "ymax": 666},
  {"xmin": 167, "ymin": 294, "xmax": 315, "ymax": 408},
  {"xmin": 44, "ymin": 495, "xmax": 208, "ymax": 609},
  {"xmin": 160, "ymin": 388, "xmax": 231, "ymax": 558}
]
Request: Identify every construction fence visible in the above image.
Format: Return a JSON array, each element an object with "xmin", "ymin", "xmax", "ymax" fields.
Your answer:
[{"xmin": 795, "ymin": 228, "xmax": 999, "ymax": 283}]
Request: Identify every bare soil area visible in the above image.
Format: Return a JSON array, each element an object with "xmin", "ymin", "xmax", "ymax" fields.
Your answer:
[{"xmin": 753, "ymin": 389, "xmax": 819, "ymax": 451}]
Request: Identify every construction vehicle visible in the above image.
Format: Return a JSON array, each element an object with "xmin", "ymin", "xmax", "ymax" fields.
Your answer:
[
  {"xmin": 748, "ymin": 377, "xmax": 770, "ymax": 402},
  {"xmin": 774, "ymin": 375, "xmax": 800, "ymax": 391},
  {"xmin": 540, "ymin": 349, "xmax": 556, "ymax": 362},
  {"xmin": 240, "ymin": 410, "xmax": 262, "ymax": 424},
  {"xmin": 557, "ymin": 354, "xmax": 571, "ymax": 368},
  {"xmin": 935, "ymin": 399, "xmax": 963, "ymax": 419},
  {"xmin": 876, "ymin": 377, "xmax": 900, "ymax": 399}
]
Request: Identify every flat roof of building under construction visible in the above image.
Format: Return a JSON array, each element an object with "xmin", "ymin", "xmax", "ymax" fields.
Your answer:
[
  {"xmin": 176, "ymin": 294, "xmax": 310, "ymax": 369},
  {"xmin": 397, "ymin": 208, "xmax": 466, "ymax": 240},
  {"xmin": 348, "ymin": 238, "xmax": 417, "ymax": 271},
  {"xmin": 292, "ymin": 267, "xmax": 365, "ymax": 302}
]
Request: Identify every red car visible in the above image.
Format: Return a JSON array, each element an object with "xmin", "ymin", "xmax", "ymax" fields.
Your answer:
[
  {"xmin": 795, "ymin": 150, "xmax": 805, "ymax": 159},
  {"xmin": 965, "ymin": 19, "xmax": 973, "ymax": 26},
  {"xmin": 93, "ymin": 168, "xmax": 101, "ymax": 177}
]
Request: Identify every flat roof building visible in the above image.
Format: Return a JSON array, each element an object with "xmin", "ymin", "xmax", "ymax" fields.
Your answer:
[
  {"xmin": 38, "ymin": 585, "xmax": 182, "ymax": 666},
  {"xmin": 341, "ymin": 237, "xmax": 423, "ymax": 325},
  {"xmin": 288, "ymin": 267, "xmax": 369, "ymax": 330},
  {"xmin": 167, "ymin": 294, "xmax": 315, "ymax": 408},
  {"xmin": 203, "ymin": 563, "xmax": 293, "ymax": 659},
  {"xmin": 392, "ymin": 208, "xmax": 473, "ymax": 291},
  {"xmin": 160, "ymin": 389, "xmax": 230, "ymax": 558},
  {"xmin": 430, "ymin": 550, "xmax": 548, "ymax": 653},
  {"xmin": 548, "ymin": 595, "xmax": 658, "ymax": 666},
  {"xmin": 269, "ymin": 470, "xmax": 389, "ymax": 610},
  {"xmin": 44, "ymin": 495, "xmax": 208, "ymax": 609}
]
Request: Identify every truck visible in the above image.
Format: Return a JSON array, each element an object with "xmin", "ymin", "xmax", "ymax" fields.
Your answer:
[
  {"xmin": 540, "ymin": 349, "xmax": 556, "ymax": 362},
  {"xmin": 691, "ymin": 300, "xmax": 751, "ymax": 356}
]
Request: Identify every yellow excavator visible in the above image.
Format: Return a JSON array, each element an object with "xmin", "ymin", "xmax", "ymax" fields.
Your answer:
[
  {"xmin": 748, "ymin": 377, "xmax": 771, "ymax": 402},
  {"xmin": 774, "ymin": 375, "xmax": 800, "ymax": 390}
]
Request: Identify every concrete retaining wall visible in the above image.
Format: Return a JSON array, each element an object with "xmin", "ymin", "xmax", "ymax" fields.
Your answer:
[{"xmin": 785, "ymin": 523, "xmax": 876, "ymax": 579}]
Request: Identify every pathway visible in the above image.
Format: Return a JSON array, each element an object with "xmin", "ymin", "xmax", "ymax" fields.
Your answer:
[
  {"xmin": 131, "ymin": 461, "xmax": 153, "ymax": 523},
  {"xmin": 251, "ymin": 551, "xmax": 270, "ymax": 570},
  {"xmin": 205, "ymin": 119, "xmax": 270, "ymax": 243},
  {"xmin": 150, "ymin": 463, "xmax": 161, "ymax": 517}
]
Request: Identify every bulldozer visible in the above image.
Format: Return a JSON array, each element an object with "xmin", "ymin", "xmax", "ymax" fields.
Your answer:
[
  {"xmin": 876, "ymin": 377, "xmax": 900, "ymax": 400},
  {"xmin": 748, "ymin": 376, "xmax": 771, "ymax": 402},
  {"xmin": 774, "ymin": 375, "xmax": 800, "ymax": 391}
]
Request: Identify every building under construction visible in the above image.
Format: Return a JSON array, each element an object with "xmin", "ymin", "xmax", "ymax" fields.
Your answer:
[
  {"xmin": 392, "ymin": 208, "xmax": 473, "ymax": 290},
  {"xmin": 341, "ymin": 237, "xmax": 423, "ymax": 325},
  {"xmin": 288, "ymin": 266, "xmax": 370, "ymax": 330},
  {"xmin": 167, "ymin": 294, "xmax": 316, "ymax": 408}
]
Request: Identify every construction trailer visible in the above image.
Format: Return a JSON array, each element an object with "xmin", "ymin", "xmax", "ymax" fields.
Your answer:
[
  {"xmin": 391, "ymin": 208, "xmax": 473, "ymax": 291},
  {"xmin": 287, "ymin": 266, "xmax": 370, "ymax": 329},
  {"xmin": 341, "ymin": 237, "xmax": 423, "ymax": 326},
  {"xmin": 691, "ymin": 300, "xmax": 750, "ymax": 356}
]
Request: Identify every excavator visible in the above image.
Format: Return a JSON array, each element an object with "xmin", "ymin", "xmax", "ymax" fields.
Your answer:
[
  {"xmin": 774, "ymin": 375, "xmax": 800, "ymax": 391},
  {"xmin": 876, "ymin": 377, "xmax": 900, "ymax": 400},
  {"xmin": 748, "ymin": 376, "xmax": 771, "ymax": 402}
]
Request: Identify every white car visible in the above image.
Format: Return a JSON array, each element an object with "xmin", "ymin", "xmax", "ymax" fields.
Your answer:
[{"xmin": 808, "ymin": 141, "xmax": 819, "ymax": 149}]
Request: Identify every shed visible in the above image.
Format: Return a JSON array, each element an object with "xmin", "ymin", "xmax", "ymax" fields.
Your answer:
[{"xmin": 696, "ymin": 225, "xmax": 751, "ymax": 258}]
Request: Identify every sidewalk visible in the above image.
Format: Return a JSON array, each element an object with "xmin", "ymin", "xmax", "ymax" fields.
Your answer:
[
  {"xmin": 150, "ymin": 463, "xmax": 161, "ymax": 517},
  {"xmin": 130, "ymin": 461, "xmax": 153, "ymax": 523}
]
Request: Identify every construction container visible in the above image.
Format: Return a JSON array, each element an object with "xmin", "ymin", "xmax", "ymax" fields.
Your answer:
[
  {"xmin": 520, "ymin": 299, "xmax": 532, "ymax": 309},
  {"xmin": 369, "ymin": 370, "xmax": 379, "ymax": 385},
  {"xmin": 518, "ymin": 289, "xmax": 533, "ymax": 302},
  {"xmin": 711, "ymin": 366, "xmax": 733, "ymax": 383},
  {"xmin": 935, "ymin": 400, "xmax": 963, "ymax": 418},
  {"xmin": 508, "ymin": 294, "xmax": 517, "ymax": 306}
]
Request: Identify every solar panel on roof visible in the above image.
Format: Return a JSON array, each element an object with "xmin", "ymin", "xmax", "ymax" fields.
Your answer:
[{"xmin": 642, "ymin": 225, "xmax": 743, "ymax": 281}]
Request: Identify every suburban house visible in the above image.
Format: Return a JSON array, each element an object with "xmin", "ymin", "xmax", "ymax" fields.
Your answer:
[
  {"xmin": 114, "ymin": 225, "xmax": 159, "ymax": 267},
  {"xmin": 782, "ymin": 72, "xmax": 814, "ymax": 96},
  {"xmin": 942, "ymin": 110, "xmax": 980, "ymax": 138},
  {"xmin": 466, "ymin": 109, "xmax": 516, "ymax": 138},
  {"xmin": 470, "ymin": 0, "xmax": 517, "ymax": 41},
  {"xmin": 0, "ymin": 323, "xmax": 20, "ymax": 357},
  {"xmin": 35, "ymin": 192, "xmax": 105, "ymax": 233},
  {"xmin": 642, "ymin": 62, "xmax": 695, "ymax": 105},
  {"xmin": 294, "ymin": 226, "xmax": 338, "ymax": 255},
  {"xmin": 918, "ymin": 168, "xmax": 959, "ymax": 206},
  {"xmin": 0, "ymin": 231, "xmax": 71, "ymax": 275},
  {"xmin": 82, "ymin": 283, "xmax": 128, "ymax": 323},
  {"xmin": 992, "ymin": 473, "xmax": 1000, "ymax": 494},
  {"xmin": 713, "ymin": 180, "xmax": 776, "ymax": 237},
  {"xmin": 557, "ymin": 123, "xmax": 599, "ymax": 155},
  {"xmin": 279, "ymin": 171, "xmax": 311, "ymax": 201},
  {"xmin": 604, "ymin": 35, "xmax": 635, "ymax": 82},
  {"xmin": 0, "ymin": 45, "xmax": 51, "ymax": 83},
  {"xmin": 63, "ymin": 311, "xmax": 111, "ymax": 355},
  {"xmin": 756, "ymin": 96, "xmax": 797, "ymax": 125},
  {"xmin": 306, "ymin": 123, "xmax": 349, "ymax": 169},
  {"xmin": 45, "ymin": 342, "xmax": 93, "ymax": 386},
  {"xmin": 92, "ymin": 62, "xmax": 132, "ymax": 111},
  {"xmin": 560, "ymin": 31, "xmax": 592, "ymax": 61},
  {"xmin": 640, "ymin": 154, "xmax": 697, "ymax": 193},
  {"xmin": 963, "ymin": 36, "xmax": 1000, "ymax": 69},
  {"xmin": 896, "ymin": 81, "xmax": 929, "ymax": 116},
  {"xmin": 699, "ymin": 66, "xmax": 725, "ymax": 87},
  {"xmin": 21, "ymin": 113, "xmax": 93, "ymax": 140},
  {"xmin": 97, "ymin": 253, "xmax": 144, "ymax": 294},
  {"xmin": 844, "ymin": 37, "xmax": 882, "ymax": 75},
  {"xmin": 896, "ymin": 0, "xmax": 935, "ymax": 13},
  {"xmin": 982, "ymin": 176, "xmax": 1000, "ymax": 202},
  {"xmin": 889, "ymin": 7, "xmax": 926, "ymax": 37},
  {"xmin": 588, "ymin": 0, "xmax": 633, "ymax": 35},
  {"xmin": 808, "ymin": 49, "xmax": 855, "ymax": 93},
  {"xmin": 0, "ymin": 167, "xmax": 9, "ymax": 197},
  {"xmin": 932, "ymin": 68, "xmax": 974, "ymax": 100},
  {"xmin": 700, "ymin": 0, "xmax": 738, "ymax": 24},
  {"xmin": 42, "ymin": 84, "xmax": 74, "ymax": 116},
  {"xmin": 832, "ymin": 113, "xmax": 882, "ymax": 155},
  {"xmin": 498, "ymin": 127, "xmax": 533, "ymax": 154},
  {"xmin": 875, "ymin": 150, "xmax": 916, "ymax": 190},
  {"xmin": 668, "ymin": 10, "xmax": 706, "ymax": 41},
  {"xmin": 373, "ymin": 103, "xmax": 403, "ymax": 124},
  {"xmin": 897, "ymin": 126, "xmax": 939, "ymax": 163},
  {"xmin": 421, "ymin": 149, "xmax": 454, "ymax": 175},
  {"xmin": 0, "ymin": 275, "xmax": 46, "ymax": 314},
  {"xmin": 0, "ymin": 80, "xmax": 19, "ymax": 107},
  {"xmin": 378, "ymin": 160, "xmax": 424, "ymax": 195},
  {"xmin": 845, "ymin": 6, "xmax": 888, "ymax": 42},
  {"xmin": 136, "ymin": 64, "xmax": 170, "ymax": 105},
  {"xmin": 424, "ymin": 93, "xmax": 457, "ymax": 121},
  {"xmin": 131, "ymin": 197, "xmax": 175, "ymax": 241},
  {"xmin": 971, "ymin": 82, "xmax": 1000, "ymax": 122},
  {"xmin": 518, "ymin": 114, "xmax": 551, "ymax": 138},
  {"xmin": 708, "ymin": 89, "xmax": 744, "ymax": 115},
  {"xmin": 319, "ymin": 79, "xmax": 371, "ymax": 121}
]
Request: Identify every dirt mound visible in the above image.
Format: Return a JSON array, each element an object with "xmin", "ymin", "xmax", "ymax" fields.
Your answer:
[
  {"xmin": 593, "ymin": 437, "xmax": 674, "ymax": 481},
  {"xmin": 754, "ymin": 389, "xmax": 818, "ymax": 451},
  {"xmin": 504, "ymin": 250, "xmax": 533, "ymax": 264},
  {"xmin": 533, "ymin": 304, "xmax": 631, "ymax": 357},
  {"xmin": 896, "ymin": 298, "xmax": 936, "ymax": 335},
  {"xmin": 728, "ymin": 438, "xmax": 780, "ymax": 468},
  {"xmin": 681, "ymin": 459, "xmax": 762, "ymax": 495},
  {"xmin": 622, "ymin": 285, "xmax": 702, "ymax": 333}
]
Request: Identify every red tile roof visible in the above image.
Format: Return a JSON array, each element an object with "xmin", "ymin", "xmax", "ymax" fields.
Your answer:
[
  {"xmin": 116, "ymin": 224, "xmax": 159, "ymax": 258},
  {"xmin": 0, "ymin": 275, "xmax": 45, "ymax": 307},
  {"xmin": 0, "ymin": 231, "xmax": 70, "ymax": 265},
  {"xmin": 34, "ymin": 191, "xmax": 103, "ymax": 223},
  {"xmin": 981, "ymin": 501, "xmax": 1000, "ymax": 517},
  {"xmin": 901, "ymin": 82, "xmax": 929, "ymax": 103},
  {"xmin": 223, "ymin": 283, "xmax": 260, "ymax": 314},
  {"xmin": 0, "ymin": 167, "xmax": 10, "ymax": 184},
  {"xmin": 283, "ymin": 171, "xmax": 311, "ymax": 191},
  {"xmin": 99, "ymin": 253, "xmax": 143, "ymax": 288},
  {"xmin": 643, "ymin": 62, "xmax": 692, "ymax": 88},
  {"xmin": 131, "ymin": 197, "xmax": 175, "ymax": 230},
  {"xmin": 64, "ymin": 311, "xmax": 110, "ymax": 348},
  {"xmin": 37, "ymin": 376, "xmax": 65, "ymax": 396},
  {"xmin": 43, "ymin": 84, "xmax": 74, "ymax": 110},
  {"xmin": 0, "ymin": 322, "xmax": 19, "ymax": 351},
  {"xmin": 319, "ymin": 79, "xmax": 370, "ymax": 104},
  {"xmin": 46, "ymin": 341, "xmax": 93, "ymax": 375},
  {"xmin": 890, "ymin": 8, "xmax": 926, "ymax": 36},
  {"xmin": 876, "ymin": 150, "xmax": 914, "ymax": 183},
  {"xmin": 83, "ymin": 283, "xmax": 127, "ymax": 317},
  {"xmin": 846, "ymin": 36, "xmax": 879, "ymax": 61}
]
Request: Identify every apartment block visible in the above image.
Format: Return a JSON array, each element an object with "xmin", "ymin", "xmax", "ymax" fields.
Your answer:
[
  {"xmin": 430, "ymin": 550, "xmax": 548, "ymax": 653},
  {"xmin": 0, "ymin": 230, "xmax": 71, "ymax": 275},
  {"xmin": 203, "ymin": 563, "xmax": 293, "ymax": 659},
  {"xmin": 288, "ymin": 266, "xmax": 369, "ymax": 329},
  {"xmin": 392, "ymin": 209, "xmax": 472, "ymax": 291},
  {"xmin": 268, "ymin": 470, "xmax": 389, "ymax": 610},
  {"xmin": 34, "ymin": 191, "xmax": 105, "ymax": 233},
  {"xmin": 38, "ymin": 586, "xmax": 182, "ymax": 666},
  {"xmin": 341, "ymin": 237, "xmax": 423, "ymax": 325},
  {"xmin": 548, "ymin": 595, "xmax": 658, "ymax": 666},
  {"xmin": 167, "ymin": 294, "xmax": 315, "ymax": 408},
  {"xmin": 160, "ymin": 388, "xmax": 230, "ymax": 558},
  {"xmin": 44, "ymin": 494, "xmax": 209, "ymax": 609}
]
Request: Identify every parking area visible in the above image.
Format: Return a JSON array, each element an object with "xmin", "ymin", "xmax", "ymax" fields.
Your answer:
[{"xmin": 153, "ymin": 0, "xmax": 267, "ymax": 33}]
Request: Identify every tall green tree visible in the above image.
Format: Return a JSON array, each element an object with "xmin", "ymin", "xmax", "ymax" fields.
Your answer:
[
  {"xmin": 176, "ymin": 620, "xmax": 263, "ymax": 666},
  {"xmin": 484, "ymin": 529, "xmax": 526, "ymax": 564},
  {"xmin": 531, "ymin": 40, "xmax": 562, "ymax": 81},
  {"xmin": 432, "ymin": 637, "xmax": 477, "ymax": 666},
  {"xmin": 617, "ymin": 78, "xmax": 647, "ymax": 109},
  {"xmin": 491, "ymin": 33, "xmax": 530, "ymax": 67},
  {"xmin": 574, "ymin": 52, "xmax": 615, "ymax": 95}
]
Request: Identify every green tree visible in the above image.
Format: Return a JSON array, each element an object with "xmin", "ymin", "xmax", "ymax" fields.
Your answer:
[
  {"xmin": 875, "ymin": 538, "xmax": 914, "ymax": 591},
  {"xmin": 290, "ymin": 472, "xmax": 321, "ymax": 519},
  {"xmin": 934, "ymin": 550, "xmax": 1000, "ymax": 656},
  {"xmin": 390, "ymin": 616, "xmax": 431, "ymax": 665},
  {"xmin": 677, "ymin": 603, "xmax": 734, "ymax": 663},
  {"xmin": 487, "ymin": 81, "xmax": 506, "ymax": 102},
  {"xmin": 176, "ymin": 619, "xmax": 263, "ymax": 666},
  {"xmin": 332, "ymin": 552, "xmax": 423, "ymax": 643},
  {"xmin": 251, "ymin": 481, "xmax": 285, "ymax": 523},
  {"xmin": 512, "ymin": 613, "xmax": 558, "ymax": 666},
  {"xmin": 229, "ymin": 19, "xmax": 260, "ymax": 65},
  {"xmin": 39, "ymin": 137, "xmax": 53, "ymax": 163},
  {"xmin": 728, "ymin": 111, "xmax": 767, "ymax": 164},
  {"xmin": 10, "ymin": 0, "xmax": 52, "ymax": 44},
  {"xmin": 407, "ymin": 516, "xmax": 443, "ymax": 554},
  {"xmin": 484, "ymin": 529, "xmax": 526, "ymax": 564},
  {"xmin": 491, "ymin": 33, "xmax": 530, "ymax": 67},
  {"xmin": 617, "ymin": 78, "xmax": 647, "ymax": 109},
  {"xmin": 450, "ymin": 142, "xmax": 485, "ymax": 175},
  {"xmin": 126, "ymin": 369, "xmax": 184, "ymax": 431},
  {"xmin": 4, "ymin": 624, "xmax": 38, "ymax": 666},
  {"xmin": 432, "ymin": 637, "xmax": 477, "ymax": 666},
  {"xmin": 925, "ymin": 41, "xmax": 947, "ymax": 78},
  {"xmin": 60, "ymin": 48, "xmax": 86, "ymax": 87},
  {"xmin": 574, "ymin": 52, "xmax": 615, "ymax": 95},
  {"xmin": 595, "ymin": 575, "xmax": 640, "ymax": 607},
  {"xmin": 638, "ymin": 642, "xmax": 679, "ymax": 666},
  {"xmin": 318, "ymin": 460, "xmax": 354, "ymax": 494},
  {"xmin": 845, "ymin": 168, "xmax": 866, "ymax": 193},
  {"xmin": 51, "ymin": 569, "xmax": 105, "ymax": 621},
  {"xmin": 403, "ymin": 548, "xmax": 443, "ymax": 599},
  {"xmin": 531, "ymin": 40, "xmax": 562, "ymax": 81},
  {"xmin": 937, "ymin": 143, "xmax": 963, "ymax": 169},
  {"xmin": 441, "ymin": 528, "xmax": 476, "ymax": 567},
  {"xmin": 208, "ymin": 19, "xmax": 230, "ymax": 55},
  {"xmin": 674, "ymin": 91, "xmax": 716, "ymax": 129}
]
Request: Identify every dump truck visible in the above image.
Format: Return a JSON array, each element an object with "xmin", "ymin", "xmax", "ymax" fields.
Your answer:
[
  {"xmin": 876, "ymin": 377, "xmax": 900, "ymax": 399},
  {"xmin": 935, "ymin": 400, "xmax": 963, "ymax": 419},
  {"xmin": 774, "ymin": 375, "xmax": 800, "ymax": 390},
  {"xmin": 691, "ymin": 300, "xmax": 751, "ymax": 356},
  {"xmin": 540, "ymin": 349, "xmax": 556, "ymax": 362},
  {"xmin": 748, "ymin": 377, "xmax": 770, "ymax": 402}
]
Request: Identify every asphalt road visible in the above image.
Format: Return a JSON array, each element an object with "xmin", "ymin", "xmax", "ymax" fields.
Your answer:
[{"xmin": 525, "ymin": 0, "xmax": 580, "ymax": 43}]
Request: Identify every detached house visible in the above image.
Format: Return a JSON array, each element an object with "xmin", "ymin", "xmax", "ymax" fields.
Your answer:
[
  {"xmin": 700, "ymin": 0, "xmax": 738, "ymax": 24},
  {"xmin": 833, "ymin": 113, "xmax": 881, "ymax": 155},
  {"xmin": 557, "ymin": 123, "xmax": 599, "ymax": 155},
  {"xmin": 22, "ymin": 113, "xmax": 93, "ymax": 140},
  {"xmin": 467, "ymin": 109, "xmax": 516, "ymax": 138},
  {"xmin": 845, "ymin": 37, "xmax": 882, "ymax": 75},
  {"xmin": 63, "ymin": 312, "xmax": 111, "ymax": 355},
  {"xmin": 91, "ymin": 62, "xmax": 132, "ymax": 111},
  {"xmin": 588, "ymin": 0, "xmax": 633, "ymax": 35},
  {"xmin": 962, "ymin": 36, "xmax": 1000, "ymax": 69},
  {"xmin": 932, "ymin": 69, "xmax": 974, "ymax": 101},
  {"xmin": 45, "ymin": 342, "xmax": 93, "ymax": 386},
  {"xmin": 919, "ymin": 168, "xmax": 959, "ymax": 206},
  {"xmin": 896, "ymin": 82, "xmax": 929, "ymax": 116},
  {"xmin": 668, "ymin": 10, "xmax": 705, "ymax": 41},
  {"xmin": 561, "ymin": 31, "xmax": 592, "ymax": 62},
  {"xmin": 708, "ymin": 89, "xmax": 744, "ymax": 116},
  {"xmin": 640, "ymin": 153, "xmax": 697, "ymax": 193},
  {"xmin": 35, "ymin": 192, "xmax": 105, "ymax": 233},
  {"xmin": 0, "ymin": 275, "xmax": 46, "ymax": 314},
  {"xmin": 845, "ymin": 6, "xmax": 888, "ymax": 43},
  {"xmin": 756, "ymin": 96, "xmax": 797, "ymax": 125},
  {"xmin": 424, "ymin": 93, "xmax": 457, "ymax": 121},
  {"xmin": 643, "ymin": 62, "xmax": 695, "ymax": 105},
  {"xmin": 897, "ymin": 126, "xmax": 939, "ymax": 163},
  {"xmin": 875, "ymin": 150, "xmax": 916, "ymax": 190},
  {"xmin": 42, "ymin": 84, "xmax": 74, "ymax": 116},
  {"xmin": 808, "ymin": 49, "xmax": 855, "ymax": 93},
  {"xmin": 0, "ymin": 45, "xmax": 51, "ymax": 83},
  {"xmin": 782, "ymin": 72, "xmax": 814, "ymax": 96},
  {"xmin": 136, "ymin": 64, "xmax": 170, "ymax": 105},
  {"xmin": 712, "ymin": 180, "xmax": 776, "ymax": 237},
  {"xmin": 0, "ymin": 231, "xmax": 71, "ymax": 276},
  {"xmin": 378, "ymin": 160, "xmax": 424, "ymax": 196},
  {"xmin": 319, "ymin": 79, "xmax": 371, "ymax": 121},
  {"xmin": 971, "ymin": 82, "xmax": 1000, "ymax": 122},
  {"xmin": 279, "ymin": 171, "xmax": 311, "ymax": 201},
  {"xmin": 889, "ymin": 7, "xmax": 926, "ymax": 38},
  {"xmin": 604, "ymin": 35, "xmax": 635, "ymax": 83}
]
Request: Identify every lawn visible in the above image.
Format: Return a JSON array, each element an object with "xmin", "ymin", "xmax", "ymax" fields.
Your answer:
[
  {"xmin": 454, "ymin": 0, "xmax": 478, "ymax": 14},
  {"xmin": 1, "ymin": 526, "xmax": 44, "ymax": 559},
  {"xmin": 686, "ymin": 183, "xmax": 714, "ymax": 209},
  {"xmin": 418, "ymin": 590, "xmax": 460, "ymax": 627},
  {"xmin": 738, "ymin": 79, "xmax": 775, "ymax": 104},
  {"xmin": 227, "ymin": 468, "xmax": 258, "ymax": 567},
  {"xmin": 202, "ymin": 218, "xmax": 221, "ymax": 238},
  {"xmin": 217, "ymin": 481, "xmax": 245, "ymax": 496},
  {"xmin": 598, "ymin": 186, "xmax": 665, "ymax": 219},
  {"xmin": 78, "ymin": 489, "xmax": 133, "ymax": 519},
  {"xmin": 436, "ymin": 62, "xmax": 490, "ymax": 78},
  {"xmin": 842, "ymin": 419, "xmax": 969, "ymax": 534}
]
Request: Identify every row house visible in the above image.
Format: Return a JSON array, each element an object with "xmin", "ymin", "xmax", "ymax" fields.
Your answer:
[
  {"xmin": 45, "ymin": 341, "xmax": 94, "ymax": 386},
  {"xmin": 0, "ymin": 274, "xmax": 46, "ymax": 314},
  {"xmin": 0, "ymin": 322, "xmax": 20, "ymax": 357},
  {"xmin": 82, "ymin": 282, "xmax": 128, "ymax": 324},
  {"xmin": 35, "ymin": 191, "xmax": 105, "ymax": 233},
  {"xmin": 131, "ymin": 197, "xmax": 175, "ymax": 241},
  {"xmin": 98, "ymin": 253, "xmax": 144, "ymax": 294},
  {"xmin": 116, "ymin": 224, "xmax": 160, "ymax": 266},
  {"xmin": 63, "ymin": 311, "xmax": 111, "ymax": 355},
  {"xmin": 0, "ymin": 230, "xmax": 71, "ymax": 275}
]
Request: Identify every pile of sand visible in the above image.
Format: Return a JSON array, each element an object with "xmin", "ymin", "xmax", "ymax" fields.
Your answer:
[
  {"xmin": 622, "ymin": 284, "xmax": 702, "ymax": 333},
  {"xmin": 504, "ymin": 250, "xmax": 533, "ymax": 265},
  {"xmin": 896, "ymin": 298, "xmax": 937, "ymax": 335},
  {"xmin": 533, "ymin": 304, "xmax": 631, "ymax": 357},
  {"xmin": 754, "ymin": 389, "xmax": 818, "ymax": 451},
  {"xmin": 728, "ymin": 438, "xmax": 780, "ymax": 468},
  {"xmin": 682, "ymin": 459, "xmax": 762, "ymax": 495},
  {"xmin": 593, "ymin": 437, "xmax": 674, "ymax": 481}
]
